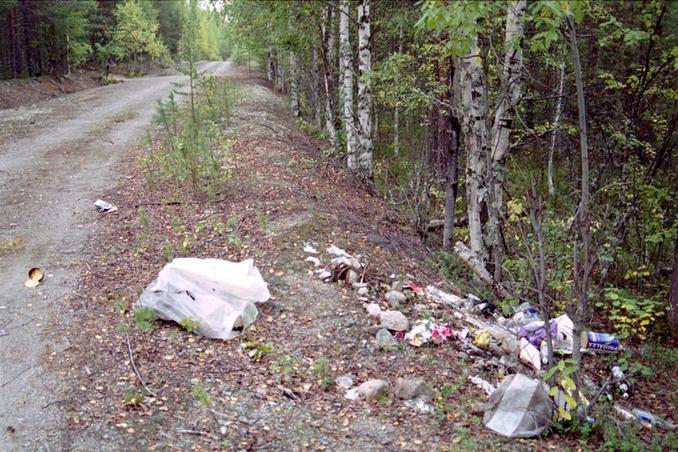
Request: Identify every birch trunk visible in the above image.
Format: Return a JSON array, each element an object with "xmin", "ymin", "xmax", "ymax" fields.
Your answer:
[
  {"xmin": 459, "ymin": 36, "xmax": 489, "ymax": 265},
  {"xmin": 357, "ymin": 0, "xmax": 373, "ymax": 179},
  {"xmin": 487, "ymin": 0, "xmax": 527, "ymax": 280},
  {"xmin": 340, "ymin": 0, "xmax": 357, "ymax": 170},
  {"xmin": 311, "ymin": 46, "xmax": 324, "ymax": 129},
  {"xmin": 321, "ymin": 7, "xmax": 338, "ymax": 150},
  {"xmin": 547, "ymin": 63, "xmax": 565, "ymax": 196},
  {"xmin": 290, "ymin": 52, "xmax": 300, "ymax": 117},
  {"xmin": 266, "ymin": 51, "xmax": 275, "ymax": 84},
  {"xmin": 393, "ymin": 12, "xmax": 404, "ymax": 156}
]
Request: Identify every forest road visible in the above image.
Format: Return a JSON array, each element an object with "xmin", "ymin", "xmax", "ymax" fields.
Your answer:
[{"xmin": 0, "ymin": 60, "xmax": 234, "ymax": 450}]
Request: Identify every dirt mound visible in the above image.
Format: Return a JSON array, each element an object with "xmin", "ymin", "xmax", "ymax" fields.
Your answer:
[{"xmin": 0, "ymin": 71, "xmax": 101, "ymax": 110}]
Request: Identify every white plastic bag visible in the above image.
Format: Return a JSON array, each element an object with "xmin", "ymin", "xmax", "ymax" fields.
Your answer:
[{"xmin": 135, "ymin": 258, "xmax": 270, "ymax": 340}]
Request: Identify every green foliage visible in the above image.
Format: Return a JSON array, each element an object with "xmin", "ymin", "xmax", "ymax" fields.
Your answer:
[
  {"xmin": 107, "ymin": 0, "xmax": 171, "ymax": 66},
  {"xmin": 123, "ymin": 388, "xmax": 146, "ymax": 407},
  {"xmin": 192, "ymin": 384, "xmax": 212, "ymax": 407},
  {"xmin": 598, "ymin": 287, "xmax": 664, "ymax": 340},
  {"xmin": 544, "ymin": 358, "xmax": 581, "ymax": 423},
  {"xmin": 179, "ymin": 316, "xmax": 200, "ymax": 333},
  {"xmin": 133, "ymin": 307, "xmax": 157, "ymax": 331},
  {"xmin": 311, "ymin": 358, "xmax": 332, "ymax": 391},
  {"xmin": 145, "ymin": 76, "xmax": 235, "ymax": 195}
]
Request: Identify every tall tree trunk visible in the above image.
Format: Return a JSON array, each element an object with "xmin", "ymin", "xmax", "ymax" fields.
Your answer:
[
  {"xmin": 443, "ymin": 113, "xmax": 461, "ymax": 251},
  {"xmin": 393, "ymin": 6, "xmax": 404, "ymax": 156},
  {"xmin": 266, "ymin": 50, "xmax": 275, "ymax": 84},
  {"xmin": 487, "ymin": 0, "xmax": 527, "ymax": 281},
  {"xmin": 459, "ymin": 34, "xmax": 489, "ymax": 265},
  {"xmin": 357, "ymin": 0, "xmax": 373, "ymax": 180},
  {"xmin": 548, "ymin": 63, "xmax": 565, "ymax": 196},
  {"xmin": 311, "ymin": 46, "xmax": 324, "ymax": 129},
  {"xmin": 321, "ymin": 7, "xmax": 338, "ymax": 150},
  {"xmin": 568, "ymin": 14, "xmax": 591, "ymax": 418},
  {"xmin": 339, "ymin": 0, "xmax": 357, "ymax": 170},
  {"xmin": 290, "ymin": 51, "xmax": 300, "ymax": 116},
  {"xmin": 670, "ymin": 238, "xmax": 678, "ymax": 328}
]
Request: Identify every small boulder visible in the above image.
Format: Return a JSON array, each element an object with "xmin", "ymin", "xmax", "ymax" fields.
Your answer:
[
  {"xmin": 385, "ymin": 290, "xmax": 406, "ymax": 308},
  {"xmin": 335, "ymin": 374, "xmax": 354, "ymax": 389},
  {"xmin": 347, "ymin": 269, "xmax": 359, "ymax": 284},
  {"xmin": 318, "ymin": 270, "xmax": 331, "ymax": 280},
  {"xmin": 345, "ymin": 379, "xmax": 389, "ymax": 400},
  {"xmin": 379, "ymin": 310, "xmax": 409, "ymax": 332},
  {"xmin": 365, "ymin": 303, "xmax": 382, "ymax": 317},
  {"xmin": 376, "ymin": 328, "xmax": 398, "ymax": 350},
  {"xmin": 394, "ymin": 377, "xmax": 435, "ymax": 401},
  {"xmin": 357, "ymin": 287, "xmax": 369, "ymax": 296}
]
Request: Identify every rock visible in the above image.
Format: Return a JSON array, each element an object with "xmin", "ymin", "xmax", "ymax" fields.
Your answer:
[
  {"xmin": 375, "ymin": 328, "xmax": 398, "ymax": 350},
  {"xmin": 352, "ymin": 282, "xmax": 368, "ymax": 289},
  {"xmin": 304, "ymin": 244, "xmax": 319, "ymax": 254},
  {"xmin": 345, "ymin": 379, "xmax": 389, "ymax": 400},
  {"xmin": 379, "ymin": 310, "xmax": 409, "ymax": 331},
  {"xmin": 365, "ymin": 303, "xmax": 381, "ymax": 317},
  {"xmin": 347, "ymin": 269, "xmax": 359, "ymax": 284},
  {"xmin": 318, "ymin": 270, "xmax": 331, "ymax": 280},
  {"xmin": 366, "ymin": 233, "xmax": 390, "ymax": 246},
  {"xmin": 335, "ymin": 375, "xmax": 354, "ymax": 389},
  {"xmin": 357, "ymin": 287, "xmax": 369, "ymax": 296},
  {"xmin": 394, "ymin": 377, "xmax": 434, "ymax": 401},
  {"xmin": 385, "ymin": 290, "xmax": 406, "ymax": 308}
]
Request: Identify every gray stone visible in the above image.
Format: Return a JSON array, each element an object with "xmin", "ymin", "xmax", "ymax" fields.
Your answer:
[
  {"xmin": 347, "ymin": 269, "xmax": 359, "ymax": 284},
  {"xmin": 345, "ymin": 379, "xmax": 389, "ymax": 400},
  {"xmin": 379, "ymin": 310, "xmax": 409, "ymax": 331},
  {"xmin": 385, "ymin": 290, "xmax": 406, "ymax": 308},
  {"xmin": 365, "ymin": 303, "xmax": 381, "ymax": 317},
  {"xmin": 318, "ymin": 270, "xmax": 331, "ymax": 280},
  {"xmin": 394, "ymin": 377, "xmax": 435, "ymax": 401},
  {"xmin": 375, "ymin": 328, "xmax": 398, "ymax": 350},
  {"xmin": 357, "ymin": 287, "xmax": 369, "ymax": 296}
]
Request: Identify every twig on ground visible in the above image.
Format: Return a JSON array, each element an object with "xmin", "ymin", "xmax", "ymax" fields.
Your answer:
[
  {"xmin": 0, "ymin": 366, "xmax": 31, "ymax": 388},
  {"xmin": 124, "ymin": 331, "xmax": 158, "ymax": 396}
]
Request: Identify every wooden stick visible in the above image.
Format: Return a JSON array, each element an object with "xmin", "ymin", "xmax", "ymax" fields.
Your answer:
[{"xmin": 125, "ymin": 331, "xmax": 158, "ymax": 396}]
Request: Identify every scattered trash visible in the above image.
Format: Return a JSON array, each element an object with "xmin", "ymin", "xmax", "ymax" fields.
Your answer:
[
  {"xmin": 482, "ymin": 373, "xmax": 553, "ymax": 438},
  {"xmin": 378, "ymin": 310, "xmax": 409, "ymax": 332},
  {"xmin": 519, "ymin": 338, "xmax": 542, "ymax": 370},
  {"xmin": 404, "ymin": 319, "xmax": 434, "ymax": 346},
  {"xmin": 335, "ymin": 375, "xmax": 354, "ymax": 389},
  {"xmin": 303, "ymin": 244, "xmax": 318, "ymax": 254},
  {"xmin": 344, "ymin": 379, "xmax": 389, "ymax": 401},
  {"xmin": 394, "ymin": 377, "xmax": 434, "ymax": 401},
  {"xmin": 135, "ymin": 258, "xmax": 270, "ymax": 340},
  {"xmin": 305, "ymin": 256, "xmax": 320, "ymax": 267},
  {"xmin": 94, "ymin": 199, "xmax": 118, "ymax": 213},
  {"xmin": 506, "ymin": 304, "xmax": 540, "ymax": 329},
  {"xmin": 583, "ymin": 331, "xmax": 620, "ymax": 353},
  {"xmin": 24, "ymin": 266, "xmax": 44, "ymax": 288},
  {"xmin": 405, "ymin": 397, "xmax": 435, "ymax": 413},
  {"xmin": 426, "ymin": 285, "xmax": 464, "ymax": 308},
  {"xmin": 376, "ymin": 328, "xmax": 398, "ymax": 350},
  {"xmin": 469, "ymin": 375, "xmax": 496, "ymax": 396},
  {"xmin": 610, "ymin": 365, "xmax": 630, "ymax": 399},
  {"xmin": 474, "ymin": 330, "xmax": 491, "ymax": 348},
  {"xmin": 614, "ymin": 405, "xmax": 677, "ymax": 430}
]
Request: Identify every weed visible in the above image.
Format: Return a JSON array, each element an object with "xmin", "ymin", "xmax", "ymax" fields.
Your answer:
[
  {"xmin": 123, "ymin": 389, "xmax": 145, "ymax": 407},
  {"xmin": 311, "ymin": 357, "xmax": 332, "ymax": 391},
  {"xmin": 0, "ymin": 236, "xmax": 24, "ymax": 255},
  {"xmin": 192, "ymin": 384, "xmax": 212, "ymax": 407},
  {"xmin": 241, "ymin": 342, "xmax": 272, "ymax": 362},
  {"xmin": 256, "ymin": 211, "xmax": 269, "ymax": 232},
  {"xmin": 133, "ymin": 307, "xmax": 157, "ymax": 331},
  {"xmin": 179, "ymin": 316, "xmax": 200, "ymax": 333}
]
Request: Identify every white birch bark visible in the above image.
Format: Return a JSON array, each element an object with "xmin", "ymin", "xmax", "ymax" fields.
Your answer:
[
  {"xmin": 548, "ymin": 63, "xmax": 565, "ymax": 196},
  {"xmin": 266, "ymin": 50, "xmax": 275, "ymax": 83},
  {"xmin": 290, "ymin": 52, "xmax": 300, "ymax": 117},
  {"xmin": 340, "ymin": 0, "xmax": 357, "ymax": 170},
  {"xmin": 487, "ymin": 0, "xmax": 526, "ymax": 278},
  {"xmin": 321, "ymin": 7, "xmax": 338, "ymax": 149},
  {"xmin": 459, "ymin": 37, "xmax": 489, "ymax": 265},
  {"xmin": 393, "ymin": 15, "xmax": 403, "ymax": 156},
  {"xmin": 357, "ymin": 0, "xmax": 373, "ymax": 179},
  {"xmin": 311, "ymin": 46, "xmax": 324, "ymax": 128}
]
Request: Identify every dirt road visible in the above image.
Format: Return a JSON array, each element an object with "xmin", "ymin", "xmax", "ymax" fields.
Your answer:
[{"xmin": 0, "ymin": 61, "xmax": 233, "ymax": 450}]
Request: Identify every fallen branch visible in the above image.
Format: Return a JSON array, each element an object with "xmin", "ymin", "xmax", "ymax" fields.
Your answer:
[
  {"xmin": 124, "ymin": 331, "xmax": 158, "ymax": 396},
  {"xmin": 426, "ymin": 217, "xmax": 468, "ymax": 231},
  {"xmin": 454, "ymin": 241, "xmax": 509, "ymax": 299}
]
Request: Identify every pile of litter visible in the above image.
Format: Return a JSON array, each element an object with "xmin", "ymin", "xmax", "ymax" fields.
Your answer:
[{"xmin": 300, "ymin": 242, "xmax": 675, "ymax": 437}]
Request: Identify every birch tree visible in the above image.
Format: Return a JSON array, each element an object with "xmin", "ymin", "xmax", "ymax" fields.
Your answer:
[
  {"xmin": 321, "ymin": 6, "xmax": 338, "ymax": 150},
  {"xmin": 339, "ymin": 0, "xmax": 357, "ymax": 170},
  {"xmin": 356, "ymin": 0, "xmax": 373, "ymax": 180}
]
